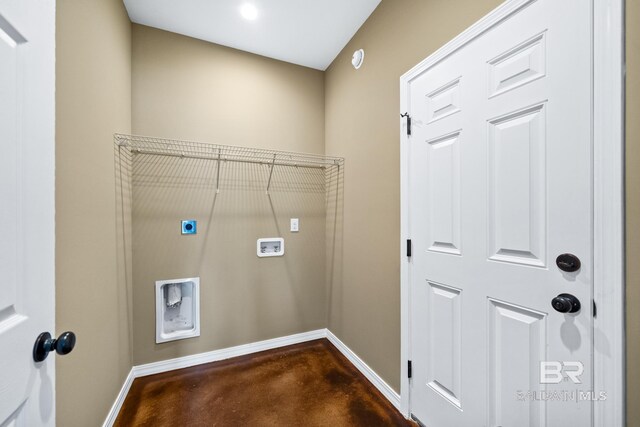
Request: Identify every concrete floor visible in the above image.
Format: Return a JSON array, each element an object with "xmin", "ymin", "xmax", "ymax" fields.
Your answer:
[{"xmin": 115, "ymin": 339, "xmax": 413, "ymax": 426}]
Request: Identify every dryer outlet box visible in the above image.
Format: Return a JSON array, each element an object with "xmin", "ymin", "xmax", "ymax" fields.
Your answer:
[{"xmin": 257, "ymin": 238, "xmax": 284, "ymax": 257}]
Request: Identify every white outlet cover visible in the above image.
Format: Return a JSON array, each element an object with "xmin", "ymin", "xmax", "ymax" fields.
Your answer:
[{"xmin": 290, "ymin": 218, "xmax": 299, "ymax": 232}]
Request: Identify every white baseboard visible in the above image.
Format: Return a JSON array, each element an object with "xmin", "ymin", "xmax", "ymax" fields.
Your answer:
[
  {"xmin": 103, "ymin": 328, "xmax": 401, "ymax": 426},
  {"xmin": 102, "ymin": 368, "xmax": 135, "ymax": 427},
  {"xmin": 325, "ymin": 329, "xmax": 402, "ymax": 411},
  {"xmin": 133, "ymin": 329, "xmax": 327, "ymax": 378}
]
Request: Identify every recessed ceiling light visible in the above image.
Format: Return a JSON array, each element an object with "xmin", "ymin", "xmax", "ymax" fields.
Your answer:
[{"xmin": 240, "ymin": 3, "xmax": 258, "ymax": 21}]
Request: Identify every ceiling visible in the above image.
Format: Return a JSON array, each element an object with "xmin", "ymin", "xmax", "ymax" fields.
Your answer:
[{"xmin": 123, "ymin": 0, "xmax": 381, "ymax": 70}]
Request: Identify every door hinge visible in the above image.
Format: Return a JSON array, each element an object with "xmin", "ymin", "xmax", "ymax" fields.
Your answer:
[
  {"xmin": 593, "ymin": 300, "xmax": 597, "ymax": 318},
  {"xmin": 401, "ymin": 112, "xmax": 411, "ymax": 136},
  {"xmin": 408, "ymin": 360, "xmax": 412, "ymax": 379},
  {"xmin": 407, "ymin": 239, "xmax": 412, "ymax": 258}
]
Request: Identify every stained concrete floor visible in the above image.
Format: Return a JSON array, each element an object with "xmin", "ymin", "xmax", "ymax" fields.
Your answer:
[{"xmin": 115, "ymin": 339, "xmax": 413, "ymax": 426}]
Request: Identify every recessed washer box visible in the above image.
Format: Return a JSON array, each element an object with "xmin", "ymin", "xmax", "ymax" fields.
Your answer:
[
  {"xmin": 257, "ymin": 238, "xmax": 284, "ymax": 257},
  {"xmin": 155, "ymin": 277, "xmax": 200, "ymax": 344}
]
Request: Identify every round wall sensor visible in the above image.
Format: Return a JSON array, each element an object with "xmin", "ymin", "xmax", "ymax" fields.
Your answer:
[{"xmin": 351, "ymin": 49, "xmax": 365, "ymax": 69}]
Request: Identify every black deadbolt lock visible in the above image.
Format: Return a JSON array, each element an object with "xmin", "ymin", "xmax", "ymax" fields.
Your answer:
[{"xmin": 556, "ymin": 253, "xmax": 581, "ymax": 272}]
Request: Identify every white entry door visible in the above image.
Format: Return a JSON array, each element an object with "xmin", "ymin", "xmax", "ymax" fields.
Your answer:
[
  {"xmin": 0, "ymin": 0, "xmax": 56, "ymax": 425},
  {"xmin": 405, "ymin": 0, "xmax": 593, "ymax": 426}
]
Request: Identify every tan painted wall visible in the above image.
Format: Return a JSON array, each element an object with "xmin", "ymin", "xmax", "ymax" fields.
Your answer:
[
  {"xmin": 130, "ymin": 25, "xmax": 328, "ymax": 365},
  {"xmin": 55, "ymin": 0, "xmax": 132, "ymax": 425},
  {"xmin": 132, "ymin": 25, "xmax": 324, "ymax": 154},
  {"xmin": 324, "ymin": 0, "xmax": 504, "ymax": 392},
  {"xmin": 627, "ymin": 0, "xmax": 639, "ymax": 425}
]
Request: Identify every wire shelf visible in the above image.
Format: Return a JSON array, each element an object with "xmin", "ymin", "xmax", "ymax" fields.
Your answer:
[{"xmin": 115, "ymin": 134, "xmax": 344, "ymax": 170}]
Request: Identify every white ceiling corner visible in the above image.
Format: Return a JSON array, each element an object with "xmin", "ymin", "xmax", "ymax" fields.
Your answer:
[{"xmin": 122, "ymin": 0, "xmax": 381, "ymax": 70}]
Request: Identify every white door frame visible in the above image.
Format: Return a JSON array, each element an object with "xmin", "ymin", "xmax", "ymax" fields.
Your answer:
[{"xmin": 399, "ymin": 0, "xmax": 625, "ymax": 425}]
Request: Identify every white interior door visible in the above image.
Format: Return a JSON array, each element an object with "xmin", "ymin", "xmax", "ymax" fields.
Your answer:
[
  {"xmin": 0, "ymin": 1, "xmax": 56, "ymax": 425},
  {"xmin": 406, "ymin": 0, "xmax": 593, "ymax": 426}
]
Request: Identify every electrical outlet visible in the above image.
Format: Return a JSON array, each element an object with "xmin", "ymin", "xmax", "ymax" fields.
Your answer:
[{"xmin": 290, "ymin": 218, "xmax": 299, "ymax": 232}]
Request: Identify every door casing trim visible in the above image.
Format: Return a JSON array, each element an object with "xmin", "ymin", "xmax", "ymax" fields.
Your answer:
[{"xmin": 399, "ymin": 0, "xmax": 625, "ymax": 425}]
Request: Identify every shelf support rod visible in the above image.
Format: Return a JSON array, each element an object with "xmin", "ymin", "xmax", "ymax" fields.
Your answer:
[
  {"xmin": 266, "ymin": 154, "xmax": 277, "ymax": 194},
  {"xmin": 215, "ymin": 149, "xmax": 221, "ymax": 193}
]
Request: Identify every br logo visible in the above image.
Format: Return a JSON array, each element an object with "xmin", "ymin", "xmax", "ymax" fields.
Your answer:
[{"xmin": 540, "ymin": 361, "xmax": 584, "ymax": 384}]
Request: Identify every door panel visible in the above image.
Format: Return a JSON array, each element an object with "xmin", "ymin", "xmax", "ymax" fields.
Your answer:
[
  {"xmin": 426, "ymin": 281, "xmax": 462, "ymax": 409},
  {"xmin": 488, "ymin": 298, "xmax": 546, "ymax": 427},
  {"xmin": 426, "ymin": 132, "xmax": 462, "ymax": 255},
  {"xmin": 488, "ymin": 103, "xmax": 546, "ymax": 267},
  {"xmin": 426, "ymin": 78, "xmax": 462, "ymax": 123},
  {"xmin": 407, "ymin": 1, "xmax": 593, "ymax": 426},
  {"xmin": 0, "ymin": 8, "xmax": 32, "ymax": 422},
  {"xmin": 487, "ymin": 32, "xmax": 546, "ymax": 99},
  {"xmin": 0, "ymin": 1, "xmax": 55, "ymax": 425}
]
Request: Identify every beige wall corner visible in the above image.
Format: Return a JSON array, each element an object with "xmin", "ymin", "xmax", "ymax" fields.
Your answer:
[
  {"xmin": 130, "ymin": 25, "xmax": 328, "ymax": 365},
  {"xmin": 324, "ymin": 0, "xmax": 503, "ymax": 392},
  {"xmin": 626, "ymin": 0, "xmax": 640, "ymax": 425},
  {"xmin": 55, "ymin": 0, "xmax": 132, "ymax": 425}
]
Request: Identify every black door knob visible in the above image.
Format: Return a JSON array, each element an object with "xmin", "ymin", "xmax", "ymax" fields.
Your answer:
[
  {"xmin": 33, "ymin": 331, "xmax": 76, "ymax": 362},
  {"xmin": 551, "ymin": 294, "xmax": 581, "ymax": 313}
]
